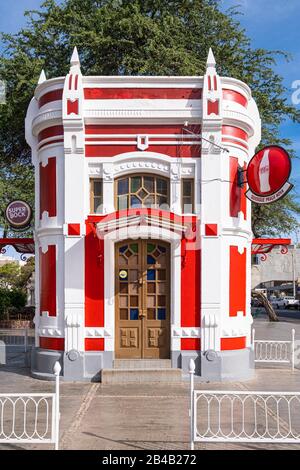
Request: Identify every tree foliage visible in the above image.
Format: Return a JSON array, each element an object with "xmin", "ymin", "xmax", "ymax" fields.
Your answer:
[{"xmin": 0, "ymin": 0, "xmax": 299, "ymax": 236}]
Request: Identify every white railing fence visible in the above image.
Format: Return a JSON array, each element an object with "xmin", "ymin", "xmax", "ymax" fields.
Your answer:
[
  {"xmin": 0, "ymin": 361, "xmax": 61, "ymax": 450},
  {"xmin": 0, "ymin": 328, "xmax": 35, "ymax": 353},
  {"xmin": 189, "ymin": 359, "xmax": 300, "ymax": 449},
  {"xmin": 252, "ymin": 328, "xmax": 295, "ymax": 370}
]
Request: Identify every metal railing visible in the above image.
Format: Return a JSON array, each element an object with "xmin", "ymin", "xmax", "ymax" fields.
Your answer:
[
  {"xmin": 252, "ymin": 328, "xmax": 295, "ymax": 370},
  {"xmin": 0, "ymin": 328, "xmax": 35, "ymax": 353},
  {"xmin": 189, "ymin": 359, "xmax": 300, "ymax": 449},
  {"xmin": 0, "ymin": 362, "xmax": 61, "ymax": 450}
]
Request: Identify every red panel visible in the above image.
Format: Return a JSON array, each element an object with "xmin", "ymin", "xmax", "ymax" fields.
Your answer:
[
  {"xmin": 84, "ymin": 88, "xmax": 202, "ymax": 100},
  {"xmin": 85, "ymin": 223, "xmax": 104, "ymax": 327},
  {"xmin": 205, "ymin": 224, "xmax": 218, "ymax": 236},
  {"xmin": 39, "ymin": 89, "xmax": 63, "ymax": 108},
  {"xmin": 85, "ymin": 124, "xmax": 201, "ymax": 135},
  {"xmin": 38, "ymin": 126, "xmax": 64, "ymax": 143},
  {"xmin": 181, "ymin": 245, "xmax": 200, "ymax": 327},
  {"xmin": 222, "ymin": 125, "xmax": 248, "ymax": 141},
  {"xmin": 222, "ymin": 89, "xmax": 248, "ymax": 107},
  {"xmin": 229, "ymin": 246, "xmax": 246, "ymax": 317},
  {"xmin": 181, "ymin": 338, "xmax": 201, "ymax": 351},
  {"xmin": 68, "ymin": 224, "xmax": 81, "ymax": 236},
  {"xmin": 85, "ymin": 144, "xmax": 200, "ymax": 158},
  {"xmin": 207, "ymin": 99, "xmax": 219, "ymax": 115},
  {"xmin": 40, "ymin": 245, "xmax": 56, "ymax": 317},
  {"xmin": 40, "ymin": 337, "xmax": 64, "ymax": 351},
  {"xmin": 67, "ymin": 99, "xmax": 79, "ymax": 115},
  {"xmin": 221, "ymin": 337, "xmax": 246, "ymax": 350},
  {"xmin": 40, "ymin": 157, "xmax": 57, "ymax": 219},
  {"xmin": 85, "ymin": 338, "xmax": 104, "ymax": 351}
]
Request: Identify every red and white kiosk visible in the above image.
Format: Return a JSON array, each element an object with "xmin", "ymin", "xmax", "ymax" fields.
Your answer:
[{"xmin": 25, "ymin": 48, "xmax": 263, "ymax": 381}]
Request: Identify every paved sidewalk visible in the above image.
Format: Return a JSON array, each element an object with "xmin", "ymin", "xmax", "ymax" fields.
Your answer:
[{"xmin": 1, "ymin": 318, "xmax": 300, "ymax": 450}]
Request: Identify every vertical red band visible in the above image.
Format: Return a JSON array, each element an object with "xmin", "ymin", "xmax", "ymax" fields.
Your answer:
[
  {"xmin": 181, "ymin": 244, "xmax": 200, "ymax": 327},
  {"xmin": 229, "ymin": 246, "xmax": 246, "ymax": 317},
  {"xmin": 40, "ymin": 245, "xmax": 56, "ymax": 316},
  {"xmin": 40, "ymin": 157, "xmax": 57, "ymax": 219},
  {"xmin": 85, "ymin": 224, "xmax": 104, "ymax": 327}
]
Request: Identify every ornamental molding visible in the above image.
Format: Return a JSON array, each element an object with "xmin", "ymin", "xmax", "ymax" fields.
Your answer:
[
  {"xmin": 34, "ymin": 78, "xmax": 65, "ymax": 100},
  {"xmin": 88, "ymin": 164, "xmax": 102, "ymax": 176},
  {"xmin": 222, "ymin": 110, "xmax": 255, "ymax": 136},
  {"xmin": 221, "ymin": 77, "xmax": 251, "ymax": 100},
  {"xmin": 83, "ymin": 75, "xmax": 203, "ymax": 87},
  {"xmin": 172, "ymin": 327, "xmax": 201, "ymax": 338},
  {"xmin": 84, "ymin": 109, "xmax": 201, "ymax": 120},
  {"xmin": 85, "ymin": 327, "xmax": 113, "ymax": 338},
  {"xmin": 113, "ymin": 159, "xmax": 170, "ymax": 176},
  {"xmin": 32, "ymin": 110, "xmax": 62, "ymax": 136},
  {"xmin": 38, "ymin": 328, "xmax": 64, "ymax": 338}
]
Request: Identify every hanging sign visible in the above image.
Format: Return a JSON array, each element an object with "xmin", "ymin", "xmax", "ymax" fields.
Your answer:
[
  {"xmin": 246, "ymin": 145, "xmax": 293, "ymax": 204},
  {"xmin": 5, "ymin": 200, "xmax": 32, "ymax": 230}
]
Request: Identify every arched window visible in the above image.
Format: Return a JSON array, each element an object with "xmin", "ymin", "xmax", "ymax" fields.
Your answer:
[{"xmin": 115, "ymin": 174, "xmax": 169, "ymax": 210}]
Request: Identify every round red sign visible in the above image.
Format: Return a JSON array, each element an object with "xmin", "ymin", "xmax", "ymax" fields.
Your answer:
[
  {"xmin": 5, "ymin": 200, "xmax": 32, "ymax": 229},
  {"xmin": 246, "ymin": 145, "xmax": 293, "ymax": 204}
]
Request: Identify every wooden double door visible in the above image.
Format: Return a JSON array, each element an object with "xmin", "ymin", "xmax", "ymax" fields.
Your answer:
[{"xmin": 115, "ymin": 239, "xmax": 170, "ymax": 359}]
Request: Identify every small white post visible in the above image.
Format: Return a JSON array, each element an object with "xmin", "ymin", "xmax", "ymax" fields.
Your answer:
[
  {"xmin": 291, "ymin": 329, "xmax": 295, "ymax": 372},
  {"xmin": 24, "ymin": 327, "xmax": 28, "ymax": 353},
  {"xmin": 189, "ymin": 358, "xmax": 196, "ymax": 451},
  {"xmin": 53, "ymin": 361, "xmax": 61, "ymax": 450}
]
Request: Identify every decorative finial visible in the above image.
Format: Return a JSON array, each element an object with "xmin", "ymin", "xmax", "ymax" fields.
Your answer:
[
  {"xmin": 70, "ymin": 46, "xmax": 80, "ymax": 68},
  {"xmin": 206, "ymin": 47, "xmax": 216, "ymax": 69},
  {"xmin": 38, "ymin": 69, "xmax": 46, "ymax": 85}
]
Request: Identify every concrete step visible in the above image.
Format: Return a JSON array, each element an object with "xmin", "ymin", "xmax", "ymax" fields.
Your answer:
[
  {"xmin": 101, "ymin": 368, "xmax": 182, "ymax": 384},
  {"xmin": 113, "ymin": 359, "xmax": 172, "ymax": 370}
]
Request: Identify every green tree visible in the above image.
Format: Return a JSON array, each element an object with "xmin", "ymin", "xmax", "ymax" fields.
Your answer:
[{"xmin": 0, "ymin": 0, "xmax": 299, "ymax": 236}]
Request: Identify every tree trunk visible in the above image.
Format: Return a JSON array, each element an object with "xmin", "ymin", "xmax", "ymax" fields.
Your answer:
[{"xmin": 251, "ymin": 291, "xmax": 278, "ymax": 322}]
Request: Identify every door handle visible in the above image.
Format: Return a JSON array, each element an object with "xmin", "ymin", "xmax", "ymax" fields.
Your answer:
[{"xmin": 139, "ymin": 311, "xmax": 146, "ymax": 319}]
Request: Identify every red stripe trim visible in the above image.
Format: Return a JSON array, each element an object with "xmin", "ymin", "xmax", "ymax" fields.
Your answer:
[
  {"xmin": 74, "ymin": 74, "xmax": 79, "ymax": 90},
  {"xmin": 221, "ymin": 337, "xmax": 246, "ymax": 350},
  {"xmin": 85, "ymin": 144, "xmax": 200, "ymax": 158},
  {"xmin": 40, "ymin": 337, "xmax": 64, "ymax": 351},
  {"xmin": 222, "ymin": 89, "xmax": 248, "ymax": 107},
  {"xmin": 38, "ymin": 139, "xmax": 64, "ymax": 150},
  {"xmin": 84, "ymin": 88, "xmax": 202, "ymax": 100},
  {"xmin": 85, "ymin": 124, "xmax": 201, "ymax": 135},
  {"xmin": 38, "ymin": 125, "xmax": 64, "ymax": 143},
  {"xmin": 39, "ymin": 89, "xmax": 63, "ymax": 108},
  {"xmin": 68, "ymin": 74, "xmax": 72, "ymax": 90},
  {"xmin": 222, "ymin": 125, "xmax": 248, "ymax": 141}
]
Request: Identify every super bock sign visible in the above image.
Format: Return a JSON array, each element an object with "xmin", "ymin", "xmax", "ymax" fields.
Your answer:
[
  {"xmin": 246, "ymin": 145, "xmax": 293, "ymax": 204},
  {"xmin": 5, "ymin": 200, "xmax": 32, "ymax": 230}
]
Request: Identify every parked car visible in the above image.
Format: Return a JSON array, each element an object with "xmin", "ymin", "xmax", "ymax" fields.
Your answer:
[{"xmin": 270, "ymin": 296, "xmax": 300, "ymax": 309}]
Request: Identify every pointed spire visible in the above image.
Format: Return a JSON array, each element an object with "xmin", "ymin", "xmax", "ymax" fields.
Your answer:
[
  {"xmin": 70, "ymin": 46, "xmax": 80, "ymax": 68},
  {"xmin": 206, "ymin": 48, "xmax": 216, "ymax": 70},
  {"xmin": 38, "ymin": 69, "xmax": 46, "ymax": 85}
]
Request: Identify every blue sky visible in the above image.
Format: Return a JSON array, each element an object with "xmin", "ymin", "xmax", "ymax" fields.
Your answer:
[{"xmin": 0, "ymin": 0, "xmax": 299, "ymax": 246}]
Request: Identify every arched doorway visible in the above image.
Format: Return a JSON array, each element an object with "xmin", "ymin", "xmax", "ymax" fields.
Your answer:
[{"xmin": 115, "ymin": 239, "xmax": 170, "ymax": 359}]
